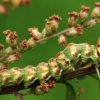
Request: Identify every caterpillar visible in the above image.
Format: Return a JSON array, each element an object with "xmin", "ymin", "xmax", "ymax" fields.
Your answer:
[{"xmin": 0, "ymin": 38, "xmax": 100, "ymax": 94}]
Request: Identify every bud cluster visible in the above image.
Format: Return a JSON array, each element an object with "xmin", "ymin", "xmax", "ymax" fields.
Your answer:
[
  {"xmin": 42, "ymin": 14, "xmax": 62, "ymax": 37},
  {"xmin": 3, "ymin": 30, "xmax": 18, "ymax": 48}
]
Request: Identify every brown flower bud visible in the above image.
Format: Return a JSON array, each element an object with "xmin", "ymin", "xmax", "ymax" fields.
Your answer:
[
  {"xmin": 3, "ymin": 30, "xmax": 11, "ymax": 36},
  {"xmin": 35, "ymin": 83, "xmax": 49, "ymax": 94},
  {"xmin": 28, "ymin": 28, "xmax": 41, "ymax": 41},
  {"xmin": 42, "ymin": 19, "xmax": 52, "ymax": 38},
  {"xmin": 0, "ymin": 63, "xmax": 8, "ymax": 70},
  {"xmin": 47, "ymin": 80, "xmax": 55, "ymax": 88},
  {"xmin": 68, "ymin": 12, "xmax": 79, "ymax": 27},
  {"xmin": 0, "ymin": 4, "xmax": 8, "ymax": 15},
  {"xmin": 83, "ymin": 18, "xmax": 100, "ymax": 28},
  {"xmin": 20, "ymin": 39, "xmax": 29, "ymax": 50},
  {"xmin": 65, "ymin": 24, "xmax": 83, "ymax": 37},
  {"xmin": 20, "ymin": 0, "xmax": 31, "ymax": 6},
  {"xmin": 10, "ymin": 0, "xmax": 21, "ymax": 7},
  {"xmin": 5, "ymin": 47, "xmax": 13, "ymax": 54},
  {"xmin": 3, "ymin": 30, "xmax": 18, "ymax": 48},
  {"xmin": 96, "ymin": 38, "xmax": 100, "ymax": 54},
  {"xmin": 0, "ymin": 44, "xmax": 4, "ymax": 56},
  {"xmin": 91, "ymin": 3, "xmax": 100, "ymax": 18},
  {"xmin": 58, "ymin": 35, "xmax": 67, "ymax": 47},
  {"xmin": 49, "ymin": 14, "xmax": 62, "ymax": 21},
  {"xmin": 4, "ymin": 52, "xmax": 21, "ymax": 63},
  {"xmin": 80, "ymin": 5, "xmax": 90, "ymax": 23},
  {"xmin": 27, "ymin": 37, "xmax": 36, "ymax": 48},
  {"xmin": 49, "ymin": 14, "xmax": 62, "ymax": 32}
]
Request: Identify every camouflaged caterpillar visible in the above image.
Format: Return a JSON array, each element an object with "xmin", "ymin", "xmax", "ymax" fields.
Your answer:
[{"xmin": 0, "ymin": 38, "xmax": 100, "ymax": 94}]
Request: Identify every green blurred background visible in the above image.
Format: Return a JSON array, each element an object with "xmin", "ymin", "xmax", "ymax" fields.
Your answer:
[{"xmin": 0, "ymin": 0, "xmax": 100, "ymax": 100}]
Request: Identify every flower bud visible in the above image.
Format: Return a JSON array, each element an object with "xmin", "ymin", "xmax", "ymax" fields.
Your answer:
[
  {"xmin": 10, "ymin": 67, "xmax": 22, "ymax": 84},
  {"xmin": 0, "ymin": 44, "xmax": 4, "ymax": 56},
  {"xmin": 20, "ymin": 0, "xmax": 31, "ymax": 6},
  {"xmin": 96, "ymin": 38, "xmax": 100, "ymax": 54},
  {"xmin": 27, "ymin": 37, "xmax": 36, "ymax": 48},
  {"xmin": 23, "ymin": 65, "xmax": 37, "ymax": 88},
  {"xmin": 5, "ymin": 0, "xmax": 31, "ymax": 7},
  {"xmin": 5, "ymin": 46, "xmax": 14, "ymax": 54},
  {"xmin": 36, "ymin": 62, "xmax": 50, "ymax": 83},
  {"xmin": 0, "ymin": 69, "xmax": 11, "ymax": 86},
  {"xmin": 0, "ymin": 63, "xmax": 8, "ymax": 70},
  {"xmin": 56, "ymin": 52, "xmax": 72, "ymax": 70},
  {"xmin": 35, "ymin": 83, "xmax": 49, "ymax": 94},
  {"xmin": 20, "ymin": 39, "xmax": 29, "ymax": 50},
  {"xmin": 83, "ymin": 18, "xmax": 100, "ymax": 28},
  {"xmin": 48, "ymin": 58, "xmax": 62, "ymax": 80},
  {"xmin": 42, "ymin": 19, "xmax": 52, "ymax": 38},
  {"xmin": 80, "ymin": 5, "xmax": 90, "ymax": 23},
  {"xmin": 3, "ymin": 30, "xmax": 18, "ymax": 48},
  {"xmin": 58, "ymin": 35, "xmax": 67, "ymax": 47},
  {"xmin": 64, "ymin": 24, "xmax": 83, "ymax": 37},
  {"xmin": 68, "ymin": 12, "xmax": 79, "ymax": 27},
  {"xmin": 42, "ymin": 15, "xmax": 61, "ymax": 38},
  {"xmin": 4, "ymin": 52, "xmax": 21, "ymax": 63},
  {"xmin": 0, "ymin": 4, "xmax": 8, "ymax": 15},
  {"xmin": 63, "ymin": 43, "xmax": 79, "ymax": 61},
  {"xmin": 49, "ymin": 14, "xmax": 62, "ymax": 32},
  {"xmin": 28, "ymin": 28, "xmax": 42, "ymax": 41},
  {"xmin": 91, "ymin": 3, "xmax": 100, "ymax": 18}
]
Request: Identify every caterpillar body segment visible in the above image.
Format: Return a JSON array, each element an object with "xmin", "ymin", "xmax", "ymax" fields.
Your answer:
[{"xmin": 0, "ymin": 42, "xmax": 100, "ymax": 94}]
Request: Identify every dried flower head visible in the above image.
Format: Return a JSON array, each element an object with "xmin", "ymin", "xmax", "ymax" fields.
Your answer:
[
  {"xmin": 4, "ymin": 52, "xmax": 21, "ymax": 63},
  {"xmin": 42, "ymin": 19, "xmax": 52, "ymax": 38},
  {"xmin": 80, "ymin": 5, "xmax": 90, "ymax": 23},
  {"xmin": 68, "ymin": 12, "xmax": 79, "ymax": 27},
  {"xmin": 49, "ymin": 14, "xmax": 62, "ymax": 21},
  {"xmin": 3, "ymin": 30, "xmax": 18, "ymax": 48},
  {"xmin": 47, "ymin": 80, "xmax": 55, "ymax": 88},
  {"xmin": 65, "ymin": 24, "xmax": 83, "ymax": 37},
  {"xmin": 0, "ymin": 63, "xmax": 8, "ymax": 70},
  {"xmin": 0, "ymin": 4, "xmax": 8, "ymax": 15},
  {"xmin": 83, "ymin": 18, "xmax": 100, "ymax": 28},
  {"xmin": 96, "ymin": 38, "xmax": 100, "ymax": 54},
  {"xmin": 0, "ymin": 44, "xmax": 4, "ymax": 50},
  {"xmin": 20, "ymin": 39, "xmax": 29, "ymax": 50},
  {"xmin": 27, "ymin": 37, "xmax": 36, "ymax": 48},
  {"xmin": 40, "ymin": 83, "xmax": 49, "ymax": 92},
  {"xmin": 91, "ymin": 2, "xmax": 100, "ymax": 18},
  {"xmin": 20, "ymin": 0, "xmax": 31, "ymax": 6},
  {"xmin": 0, "ymin": 44, "xmax": 4, "ymax": 56},
  {"xmin": 58, "ymin": 35, "xmax": 67, "ymax": 47},
  {"xmin": 28, "ymin": 28, "xmax": 41, "ymax": 41},
  {"xmin": 3, "ymin": 30, "xmax": 11, "ymax": 36}
]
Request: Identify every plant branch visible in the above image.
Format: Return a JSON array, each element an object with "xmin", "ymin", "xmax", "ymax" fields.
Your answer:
[
  {"xmin": 0, "ymin": 64, "xmax": 99, "ymax": 95},
  {"xmin": 0, "ymin": 18, "xmax": 99, "ymax": 62}
]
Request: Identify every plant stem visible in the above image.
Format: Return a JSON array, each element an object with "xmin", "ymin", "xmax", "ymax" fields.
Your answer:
[{"xmin": 0, "ymin": 65, "xmax": 99, "ymax": 95}]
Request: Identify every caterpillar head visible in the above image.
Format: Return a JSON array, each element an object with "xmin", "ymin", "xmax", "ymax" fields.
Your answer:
[{"xmin": 96, "ymin": 38, "xmax": 100, "ymax": 55}]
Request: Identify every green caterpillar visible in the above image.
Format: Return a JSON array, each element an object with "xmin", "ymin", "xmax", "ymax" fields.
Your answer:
[{"xmin": 0, "ymin": 38, "xmax": 100, "ymax": 94}]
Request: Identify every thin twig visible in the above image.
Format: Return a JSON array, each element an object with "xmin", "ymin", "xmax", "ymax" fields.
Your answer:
[{"xmin": 0, "ymin": 65, "xmax": 99, "ymax": 95}]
